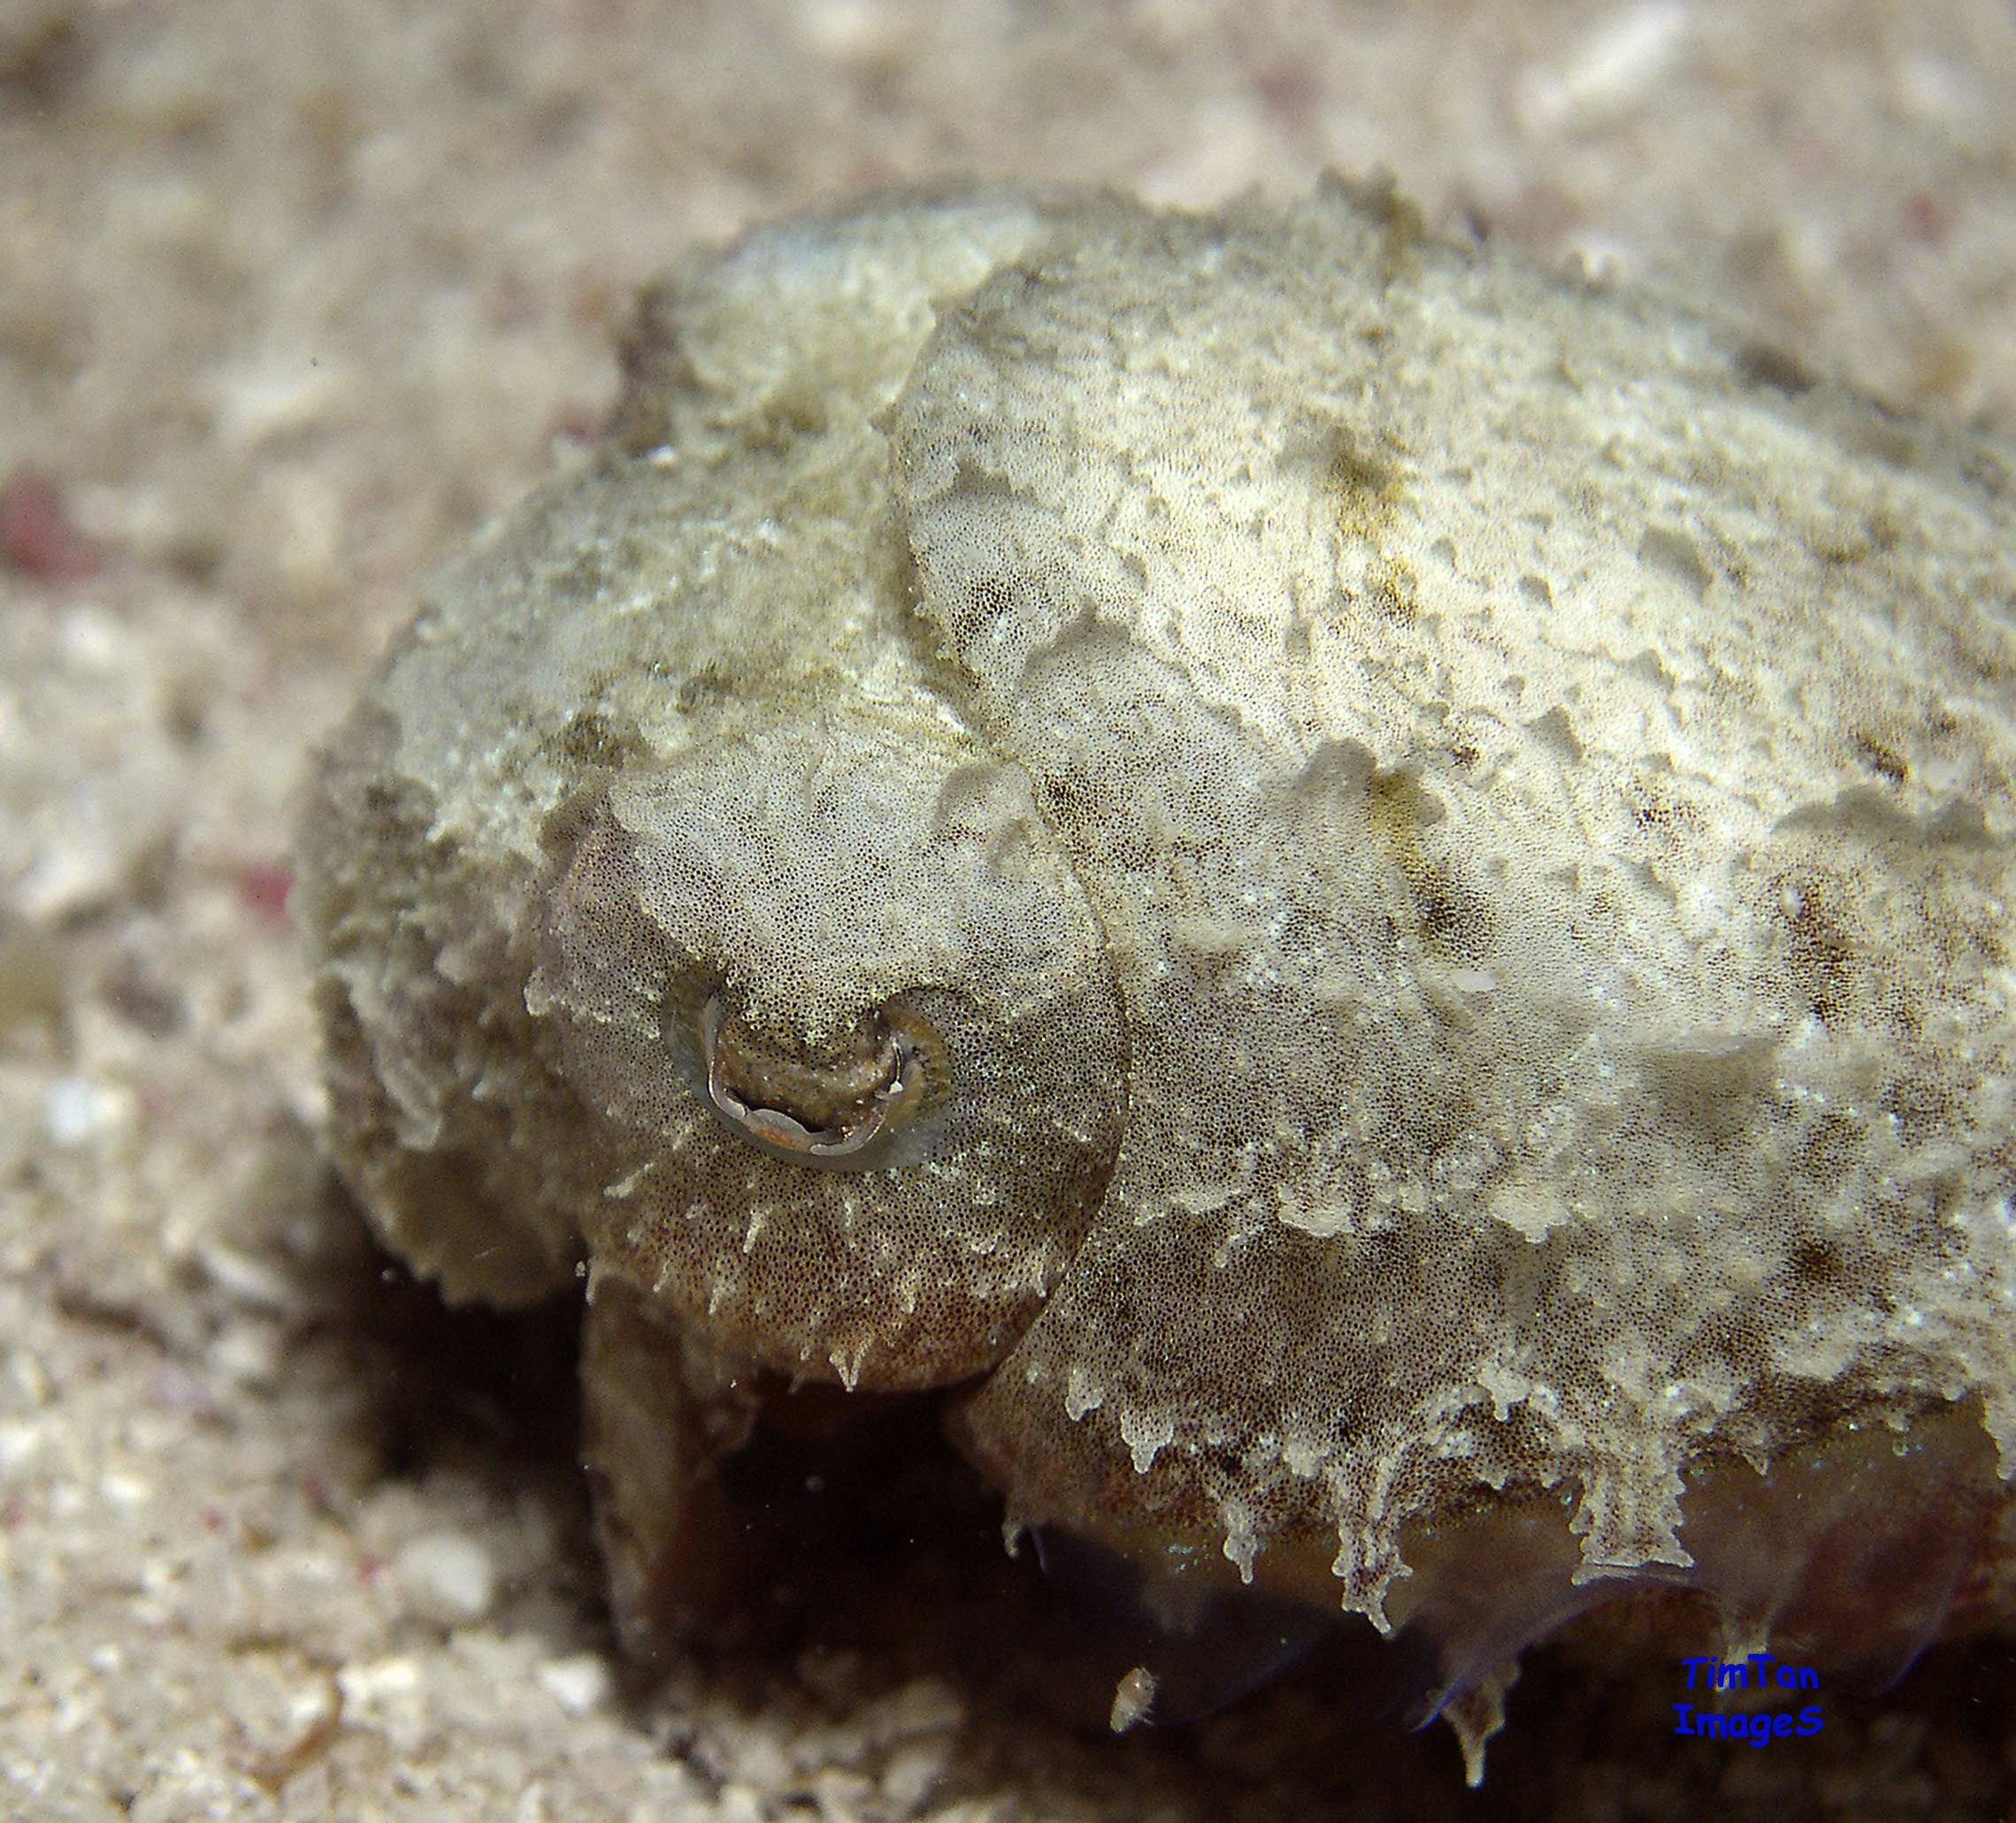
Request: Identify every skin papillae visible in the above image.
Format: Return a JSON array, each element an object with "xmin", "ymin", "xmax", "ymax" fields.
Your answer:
[{"xmin": 295, "ymin": 179, "xmax": 2016, "ymax": 1775}]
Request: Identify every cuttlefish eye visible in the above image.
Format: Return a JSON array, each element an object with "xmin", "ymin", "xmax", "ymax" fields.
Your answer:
[
  {"xmin": 697, "ymin": 992, "xmax": 944, "ymax": 1168},
  {"xmin": 529, "ymin": 712, "xmax": 1129, "ymax": 1390}
]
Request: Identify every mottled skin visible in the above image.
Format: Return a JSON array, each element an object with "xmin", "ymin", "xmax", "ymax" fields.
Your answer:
[{"xmin": 296, "ymin": 180, "xmax": 2016, "ymax": 1766}]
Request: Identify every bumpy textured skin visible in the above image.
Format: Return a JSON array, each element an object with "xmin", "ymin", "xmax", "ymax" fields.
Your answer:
[{"xmin": 298, "ymin": 180, "xmax": 2016, "ymax": 1722}]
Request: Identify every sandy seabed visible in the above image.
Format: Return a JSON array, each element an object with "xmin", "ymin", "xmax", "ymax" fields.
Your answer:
[{"xmin": 4, "ymin": 2, "xmax": 2016, "ymax": 1818}]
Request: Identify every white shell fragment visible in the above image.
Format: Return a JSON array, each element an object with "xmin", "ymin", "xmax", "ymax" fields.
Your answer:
[{"xmin": 297, "ymin": 179, "xmax": 2016, "ymax": 1724}]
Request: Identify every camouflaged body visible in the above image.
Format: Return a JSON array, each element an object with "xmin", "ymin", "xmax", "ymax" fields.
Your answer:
[{"xmin": 298, "ymin": 180, "xmax": 2016, "ymax": 1644}]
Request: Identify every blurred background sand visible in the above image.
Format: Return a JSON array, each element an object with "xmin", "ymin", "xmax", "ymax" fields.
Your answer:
[{"xmin": 4, "ymin": 3, "xmax": 2015, "ymax": 1816}]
